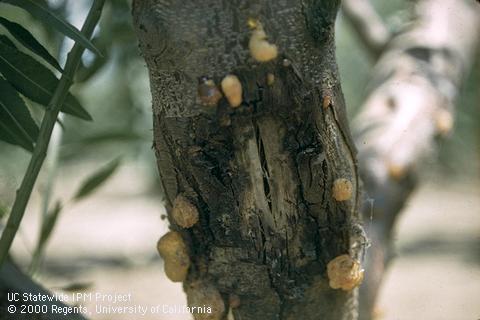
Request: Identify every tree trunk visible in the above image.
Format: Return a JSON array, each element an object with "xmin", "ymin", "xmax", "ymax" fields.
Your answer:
[{"xmin": 132, "ymin": 1, "xmax": 363, "ymax": 319}]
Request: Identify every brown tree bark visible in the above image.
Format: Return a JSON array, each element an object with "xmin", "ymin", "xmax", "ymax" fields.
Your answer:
[{"xmin": 132, "ymin": 1, "xmax": 363, "ymax": 319}]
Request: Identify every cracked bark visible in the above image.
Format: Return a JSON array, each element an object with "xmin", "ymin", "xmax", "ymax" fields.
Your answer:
[{"xmin": 132, "ymin": 1, "xmax": 362, "ymax": 319}]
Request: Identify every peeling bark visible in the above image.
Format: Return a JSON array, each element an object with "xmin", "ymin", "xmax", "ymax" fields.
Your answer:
[
  {"xmin": 352, "ymin": 0, "xmax": 480, "ymax": 318},
  {"xmin": 132, "ymin": 1, "xmax": 362, "ymax": 319}
]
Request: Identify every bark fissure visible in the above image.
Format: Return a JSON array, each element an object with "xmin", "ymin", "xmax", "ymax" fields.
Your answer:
[
  {"xmin": 256, "ymin": 124, "xmax": 273, "ymax": 215},
  {"xmin": 133, "ymin": 0, "xmax": 361, "ymax": 318}
]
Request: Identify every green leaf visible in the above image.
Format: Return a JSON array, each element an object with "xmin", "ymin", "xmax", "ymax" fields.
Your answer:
[
  {"xmin": 55, "ymin": 281, "xmax": 93, "ymax": 292},
  {"xmin": 0, "ymin": 35, "xmax": 16, "ymax": 48},
  {"xmin": 2, "ymin": 0, "xmax": 101, "ymax": 56},
  {"xmin": 38, "ymin": 201, "xmax": 62, "ymax": 247},
  {"xmin": 73, "ymin": 158, "xmax": 121, "ymax": 201},
  {"xmin": 0, "ymin": 201, "xmax": 7, "ymax": 219},
  {"xmin": 0, "ymin": 17, "xmax": 62, "ymax": 72},
  {"xmin": 0, "ymin": 41, "xmax": 92, "ymax": 120},
  {"xmin": 0, "ymin": 78, "xmax": 39, "ymax": 151},
  {"xmin": 78, "ymin": 131, "xmax": 144, "ymax": 145}
]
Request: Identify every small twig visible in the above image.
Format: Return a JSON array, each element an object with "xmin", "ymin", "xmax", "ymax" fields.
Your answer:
[
  {"xmin": 29, "ymin": 114, "xmax": 64, "ymax": 275},
  {"xmin": 0, "ymin": 0, "xmax": 106, "ymax": 268},
  {"xmin": 341, "ymin": 0, "xmax": 391, "ymax": 59}
]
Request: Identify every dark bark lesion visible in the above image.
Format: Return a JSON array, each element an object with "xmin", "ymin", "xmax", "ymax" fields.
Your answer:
[{"xmin": 133, "ymin": 1, "xmax": 362, "ymax": 319}]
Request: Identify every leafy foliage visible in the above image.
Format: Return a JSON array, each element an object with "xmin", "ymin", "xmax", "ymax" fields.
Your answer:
[
  {"xmin": 0, "ymin": 16, "xmax": 62, "ymax": 72},
  {"xmin": 0, "ymin": 0, "xmax": 106, "ymax": 271},
  {"xmin": 2, "ymin": 0, "xmax": 100, "ymax": 55},
  {"xmin": 73, "ymin": 158, "xmax": 121, "ymax": 201},
  {"xmin": 0, "ymin": 201, "xmax": 7, "ymax": 219},
  {"xmin": 0, "ymin": 0, "xmax": 103, "ymax": 151},
  {"xmin": 0, "ymin": 34, "xmax": 16, "ymax": 48},
  {"xmin": 0, "ymin": 41, "xmax": 92, "ymax": 120},
  {"xmin": 0, "ymin": 78, "xmax": 39, "ymax": 151},
  {"xmin": 0, "ymin": 0, "xmax": 150, "ymax": 275},
  {"xmin": 37, "ymin": 200, "xmax": 62, "ymax": 249}
]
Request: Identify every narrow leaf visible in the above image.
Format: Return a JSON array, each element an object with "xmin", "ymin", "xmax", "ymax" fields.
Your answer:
[
  {"xmin": 0, "ymin": 201, "xmax": 7, "ymax": 219},
  {"xmin": 38, "ymin": 201, "xmax": 62, "ymax": 247},
  {"xmin": 78, "ymin": 131, "xmax": 144, "ymax": 145},
  {"xmin": 55, "ymin": 282, "xmax": 93, "ymax": 292},
  {"xmin": 0, "ymin": 17, "xmax": 62, "ymax": 72},
  {"xmin": 73, "ymin": 158, "xmax": 121, "ymax": 201},
  {"xmin": 0, "ymin": 41, "xmax": 92, "ymax": 120},
  {"xmin": 0, "ymin": 35, "xmax": 16, "ymax": 48},
  {"xmin": 2, "ymin": 0, "xmax": 101, "ymax": 55},
  {"xmin": 0, "ymin": 78, "xmax": 39, "ymax": 151}
]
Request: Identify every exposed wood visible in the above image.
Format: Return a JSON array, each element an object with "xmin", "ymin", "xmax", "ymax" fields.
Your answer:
[
  {"xmin": 132, "ymin": 0, "xmax": 363, "ymax": 319},
  {"xmin": 353, "ymin": 0, "xmax": 480, "ymax": 318}
]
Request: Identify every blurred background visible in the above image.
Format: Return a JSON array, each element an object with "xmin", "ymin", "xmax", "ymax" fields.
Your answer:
[{"xmin": 0, "ymin": 0, "xmax": 478, "ymax": 319}]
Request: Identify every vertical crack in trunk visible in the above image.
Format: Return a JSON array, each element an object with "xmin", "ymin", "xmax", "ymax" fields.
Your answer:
[
  {"xmin": 256, "ymin": 125, "xmax": 273, "ymax": 215},
  {"xmin": 133, "ymin": 0, "xmax": 361, "ymax": 319}
]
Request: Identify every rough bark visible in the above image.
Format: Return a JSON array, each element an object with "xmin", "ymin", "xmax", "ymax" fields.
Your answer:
[
  {"xmin": 351, "ymin": 0, "xmax": 480, "ymax": 318},
  {"xmin": 132, "ymin": 1, "xmax": 363, "ymax": 319}
]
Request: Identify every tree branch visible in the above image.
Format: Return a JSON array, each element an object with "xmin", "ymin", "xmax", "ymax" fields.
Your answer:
[
  {"xmin": 341, "ymin": 0, "xmax": 391, "ymax": 59},
  {"xmin": 353, "ymin": 0, "xmax": 480, "ymax": 318}
]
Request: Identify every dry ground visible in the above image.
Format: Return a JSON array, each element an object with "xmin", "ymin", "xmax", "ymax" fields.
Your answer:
[{"xmin": 7, "ymin": 163, "xmax": 480, "ymax": 320}]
